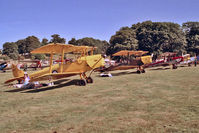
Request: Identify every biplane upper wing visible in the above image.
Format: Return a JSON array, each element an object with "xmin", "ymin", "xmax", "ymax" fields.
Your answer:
[
  {"xmin": 31, "ymin": 43, "xmax": 95, "ymax": 54},
  {"xmin": 113, "ymin": 50, "xmax": 148, "ymax": 56},
  {"xmin": 4, "ymin": 76, "xmax": 24, "ymax": 84},
  {"xmin": 30, "ymin": 71, "xmax": 82, "ymax": 82}
]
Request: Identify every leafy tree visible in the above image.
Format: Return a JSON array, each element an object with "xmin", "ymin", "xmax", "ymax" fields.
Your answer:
[
  {"xmin": 16, "ymin": 36, "xmax": 41, "ymax": 54},
  {"xmin": 25, "ymin": 36, "xmax": 41, "ymax": 53},
  {"xmin": 16, "ymin": 39, "xmax": 26, "ymax": 54},
  {"xmin": 50, "ymin": 34, "xmax": 66, "ymax": 44},
  {"xmin": 0, "ymin": 56, "xmax": 10, "ymax": 60},
  {"xmin": 182, "ymin": 22, "xmax": 199, "ymax": 54},
  {"xmin": 2, "ymin": 42, "xmax": 19, "ymax": 59},
  {"xmin": 106, "ymin": 27, "xmax": 138, "ymax": 55},
  {"xmin": 41, "ymin": 38, "xmax": 49, "ymax": 46},
  {"xmin": 31, "ymin": 54, "xmax": 46, "ymax": 60},
  {"xmin": 132, "ymin": 21, "xmax": 186, "ymax": 55},
  {"xmin": 9, "ymin": 53, "xmax": 18, "ymax": 60},
  {"xmin": 68, "ymin": 38, "xmax": 77, "ymax": 45},
  {"xmin": 69, "ymin": 37, "xmax": 109, "ymax": 54}
]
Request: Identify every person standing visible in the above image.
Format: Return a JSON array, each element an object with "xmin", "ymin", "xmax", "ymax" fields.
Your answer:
[{"xmin": 194, "ymin": 54, "xmax": 197, "ymax": 67}]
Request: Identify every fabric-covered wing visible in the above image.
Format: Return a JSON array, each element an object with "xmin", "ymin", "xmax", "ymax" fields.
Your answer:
[
  {"xmin": 31, "ymin": 43, "xmax": 95, "ymax": 54},
  {"xmin": 113, "ymin": 50, "xmax": 148, "ymax": 56},
  {"xmin": 4, "ymin": 76, "xmax": 24, "ymax": 84},
  {"xmin": 31, "ymin": 43, "xmax": 74, "ymax": 54},
  {"xmin": 30, "ymin": 72, "xmax": 82, "ymax": 82}
]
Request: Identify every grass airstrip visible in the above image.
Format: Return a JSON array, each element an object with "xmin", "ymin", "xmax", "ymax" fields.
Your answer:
[{"xmin": 0, "ymin": 66, "xmax": 199, "ymax": 133}]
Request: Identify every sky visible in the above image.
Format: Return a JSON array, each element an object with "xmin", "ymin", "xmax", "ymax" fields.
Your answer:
[{"xmin": 0, "ymin": 0, "xmax": 199, "ymax": 48}]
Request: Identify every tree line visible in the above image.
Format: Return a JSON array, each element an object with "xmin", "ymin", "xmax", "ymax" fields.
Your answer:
[
  {"xmin": 107, "ymin": 21, "xmax": 199, "ymax": 57},
  {"xmin": 2, "ymin": 34, "xmax": 109, "ymax": 60},
  {"xmin": 2, "ymin": 21, "xmax": 199, "ymax": 60}
]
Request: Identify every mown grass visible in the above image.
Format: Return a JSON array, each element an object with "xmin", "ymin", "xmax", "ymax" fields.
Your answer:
[{"xmin": 0, "ymin": 66, "xmax": 199, "ymax": 133}]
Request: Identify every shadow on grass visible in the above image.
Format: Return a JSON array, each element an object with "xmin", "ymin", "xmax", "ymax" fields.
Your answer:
[
  {"xmin": 23, "ymin": 79, "xmax": 80, "ymax": 93},
  {"xmin": 5, "ymin": 87, "xmax": 30, "ymax": 92},
  {"xmin": 111, "ymin": 71, "xmax": 139, "ymax": 76},
  {"xmin": 96, "ymin": 71, "xmax": 139, "ymax": 77},
  {"xmin": 149, "ymin": 67, "xmax": 170, "ymax": 71},
  {"xmin": 54, "ymin": 79, "xmax": 70, "ymax": 84}
]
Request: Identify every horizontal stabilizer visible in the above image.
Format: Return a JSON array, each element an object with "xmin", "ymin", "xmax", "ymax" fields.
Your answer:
[{"xmin": 4, "ymin": 76, "xmax": 24, "ymax": 84}]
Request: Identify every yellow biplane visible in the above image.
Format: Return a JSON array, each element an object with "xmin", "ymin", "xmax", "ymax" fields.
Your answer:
[
  {"xmin": 5, "ymin": 43, "xmax": 104, "ymax": 86},
  {"xmin": 98, "ymin": 50, "xmax": 152, "ymax": 74}
]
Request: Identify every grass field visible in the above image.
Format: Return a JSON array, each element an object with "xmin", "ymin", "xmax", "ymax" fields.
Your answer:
[{"xmin": 0, "ymin": 66, "xmax": 199, "ymax": 133}]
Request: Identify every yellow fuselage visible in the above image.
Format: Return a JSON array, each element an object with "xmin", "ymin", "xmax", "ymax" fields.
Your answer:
[{"xmin": 28, "ymin": 54, "xmax": 104, "ymax": 79}]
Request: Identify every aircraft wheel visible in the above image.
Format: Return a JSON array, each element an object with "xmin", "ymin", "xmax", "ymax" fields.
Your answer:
[
  {"xmin": 78, "ymin": 79, "xmax": 86, "ymax": 86},
  {"xmin": 136, "ymin": 70, "xmax": 141, "ymax": 74},
  {"xmin": 172, "ymin": 65, "xmax": 177, "ymax": 69},
  {"xmin": 141, "ymin": 69, "xmax": 145, "ymax": 73},
  {"xmin": 86, "ymin": 77, "xmax": 93, "ymax": 83},
  {"xmin": 3, "ymin": 70, "xmax": 6, "ymax": 73}
]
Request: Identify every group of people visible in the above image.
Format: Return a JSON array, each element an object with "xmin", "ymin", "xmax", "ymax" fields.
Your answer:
[{"xmin": 13, "ymin": 72, "xmax": 53, "ymax": 89}]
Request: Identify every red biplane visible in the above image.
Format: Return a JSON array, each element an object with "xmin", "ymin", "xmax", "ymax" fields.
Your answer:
[
  {"xmin": 97, "ymin": 50, "xmax": 152, "ymax": 75},
  {"xmin": 145, "ymin": 52, "xmax": 184, "ymax": 69}
]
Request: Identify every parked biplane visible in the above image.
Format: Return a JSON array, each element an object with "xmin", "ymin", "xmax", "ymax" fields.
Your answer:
[
  {"xmin": 5, "ymin": 43, "xmax": 104, "ymax": 86},
  {"xmin": 145, "ymin": 52, "xmax": 184, "ymax": 69},
  {"xmin": 0, "ymin": 62, "xmax": 12, "ymax": 72},
  {"xmin": 97, "ymin": 50, "xmax": 152, "ymax": 74},
  {"xmin": 18, "ymin": 60, "xmax": 43, "ymax": 71},
  {"xmin": 180, "ymin": 54, "xmax": 198, "ymax": 67},
  {"xmin": 0, "ymin": 62, "xmax": 8, "ymax": 72}
]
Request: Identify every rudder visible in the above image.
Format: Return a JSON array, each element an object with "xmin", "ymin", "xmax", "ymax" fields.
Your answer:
[{"xmin": 12, "ymin": 64, "xmax": 24, "ymax": 78}]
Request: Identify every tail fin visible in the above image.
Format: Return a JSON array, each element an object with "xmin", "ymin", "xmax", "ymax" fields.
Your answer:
[{"xmin": 12, "ymin": 64, "xmax": 24, "ymax": 78}]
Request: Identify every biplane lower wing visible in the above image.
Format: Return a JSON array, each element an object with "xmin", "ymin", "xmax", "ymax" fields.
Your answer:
[
  {"xmin": 30, "ymin": 72, "xmax": 82, "ymax": 82},
  {"xmin": 5, "ymin": 72, "xmax": 83, "ymax": 84}
]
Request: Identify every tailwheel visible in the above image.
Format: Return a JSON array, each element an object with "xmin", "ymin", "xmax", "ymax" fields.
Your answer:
[
  {"xmin": 78, "ymin": 79, "xmax": 86, "ymax": 86},
  {"xmin": 86, "ymin": 77, "xmax": 93, "ymax": 83},
  {"xmin": 136, "ymin": 70, "xmax": 141, "ymax": 74}
]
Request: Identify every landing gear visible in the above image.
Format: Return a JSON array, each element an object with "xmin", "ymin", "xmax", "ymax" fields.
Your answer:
[
  {"xmin": 141, "ymin": 69, "xmax": 145, "ymax": 73},
  {"xmin": 172, "ymin": 64, "xmax": 177, "ymax": 69},
  {"xmin": 77, "ymin": 73, "xmax": 94, "ymax": 86},
  {"xmin": 86, "ymin": 77, "xmax": 93, "ymax": 83},
  {"xmin": 137, "ymin": 65, "xmax": 145, "ymax": 74},
  {"xmin": 137, "ymin": 69, "xmax": 145, "ymax": 74},
  {"xmin": 136, "ymin": 70, "xmax": 141, "ymax": 74},
  {"xmin": 77, "ymin": 79, "xmax": 86, "ymax": 86}
]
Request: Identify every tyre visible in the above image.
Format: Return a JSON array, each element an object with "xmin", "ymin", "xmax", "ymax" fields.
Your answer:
[
  {"xmin": 78, "ymin": 79, "xmax": 86, "ymax": 86},
  {"xmin": 136, "ymin": 70, "xmax": 141, "ymax": 74},
  {"xmin": 172, "ymin": 65, "xmax": 177, "ymax": 69},
  {"xmin": 86, "ymin": 77, "xmax": 93, "ymax": 83}
]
